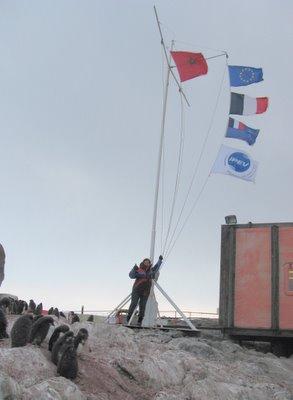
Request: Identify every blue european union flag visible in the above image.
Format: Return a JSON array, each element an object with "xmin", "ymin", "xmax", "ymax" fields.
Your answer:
[{"xmin": 228, "ymin": 65, "xmax": 263, "ymax": 87}]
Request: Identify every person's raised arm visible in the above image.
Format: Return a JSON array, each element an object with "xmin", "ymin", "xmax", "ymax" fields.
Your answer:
[
  {"xmin": 151, "ymin": 255, "xmax": 163, "ymax": 275},
  {"xmin": 129, "ymin": 264, "xmax": 138, "ymax": 279}
]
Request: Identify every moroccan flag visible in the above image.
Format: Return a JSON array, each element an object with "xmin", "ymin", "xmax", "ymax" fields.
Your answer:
[
  {"xmin": 226, "ymin": 118, "xmax": 259, "ymax": 146},
  {"xmin": 228, "ymin": 66, "xmax": 263, "ymax": 87},
  {"xmin": 230, "ymin": 92, "xmax": 268, "ymax": 115},
  {"xmin": 170, "ymin": 51, "xmax": 208, "ymax": 82}
]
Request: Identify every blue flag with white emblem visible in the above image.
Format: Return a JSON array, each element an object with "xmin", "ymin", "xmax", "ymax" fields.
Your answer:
[{"xmin": 228, "ymin": 65, "xmax": 263, "ymax": 87}]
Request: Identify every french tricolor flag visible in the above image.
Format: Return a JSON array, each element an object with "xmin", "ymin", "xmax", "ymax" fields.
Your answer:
[
  {"xmin": 230, "ymin": 92, "xmax": 268, "ymax": 115},
  {"xmin": 229, "ymin": 118, "xmax": 247, "ymax": 130}
]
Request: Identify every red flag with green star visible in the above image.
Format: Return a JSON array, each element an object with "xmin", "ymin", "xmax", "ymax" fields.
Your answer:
[{"xmin": 171, "ymin": 51, "xmax": 208, "ymax": 82}]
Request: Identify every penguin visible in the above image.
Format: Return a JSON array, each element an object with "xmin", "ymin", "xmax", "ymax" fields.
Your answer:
[
  {"xmin": 29, "ymin": 316, "xmax": 54, "ymax": 346},
  {"xmin": 51, "ymin": 330, "xmax": 74, "ymax": 365},
  {"xmin": 74, "ymin": 328, "xmax": 89, "ymax": 350},
  {"xmin": 68, "ymin": 311, "xmax": 74, "ymax": 324},
  {"xmin": 0, "ymin": 308, "xmax": 8, "ymax": 339},
  {"xmin": 34, "ymin": 303, "xmax": 43, "ymax": 316},
  {"xmin": 10, "ymin": 314, "xmax": 33, "ymax": 347},
  {"xmin": 60, "ymin": 311, "xmax": 66, "ymax": 318},
  {"xmin": 48, "ymin": 324, "xmax": 70, "ymax": 351},
  {"xmin": 12, "ymin": 300, "xmax": 19, "ymax": 314},
  {"xmin": 17, "ymin": 300, "xmax": 26, "ymax": 315},
  {"xmin": 0, "ymin": 297, "xmax": 11, "ymax": 310},
  {"xmin": 87, "ymin": 315, "xmax": 94, "ymax": 322},
  {"xmin": 0, "ymin": 297, "xmax": 11, "ymax": 315},
  {"xmin": 53, "ymin": 308, "xmax": 60, "ymax": 319},
  {"xmin": 48, "ymin": 307, "xmax": 54, "ymax": 315},
  {"xmin": 57, "ymin": 337, "xmax": 78, "ymax": 380},
  {"xmin": 71, "ymin": 313, "xmax": 80, "ymax": 324},
  {"xmin": 29, "ymin": 299, "xmax": 36, "ymax": 312}
]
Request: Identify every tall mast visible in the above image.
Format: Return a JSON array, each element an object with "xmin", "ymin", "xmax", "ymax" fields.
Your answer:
[
  {"xmin": 144, "ymin": 13, "xmax": 173, "ymax": 328},
  {"xmin": 143, "ymin": 7, "xmax": 191, "ymax": 328},
  {"xmin": 149, "ymin": 46, "xmax": 172, "ymax": 261},
  {"xmin": 150, "ymin": 7, "xmax": 189, "ymax": 261}
]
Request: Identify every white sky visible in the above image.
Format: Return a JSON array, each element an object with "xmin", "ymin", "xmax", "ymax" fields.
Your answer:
[{"xmin": 0, "ymin": 0, "xmax": 292, "ymax": 313}]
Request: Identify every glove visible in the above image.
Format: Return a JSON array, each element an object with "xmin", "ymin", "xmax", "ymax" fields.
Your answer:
[
  {"xmin": 134, "ymin": 264, "xmax": 138, "ymax": 270},
  {"xmin": 159, "ymin": 255, "xmax": 163, "ymax": 260}
]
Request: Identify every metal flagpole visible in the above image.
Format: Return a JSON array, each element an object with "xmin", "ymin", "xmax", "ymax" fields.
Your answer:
[
  {"xmin": 143, "ymin": 7, "xmax": 190, "ymax": 328},
  {"xmin": 142, "ymin": 41, "xmax": 173, "ymax": 327},
  {"xmin": 149, "ymin": 6, "xmax": 190, "ymax": 262},
  {"xmin": 150, "ymin": 49, "xmax": 172, "ymax": 264}
]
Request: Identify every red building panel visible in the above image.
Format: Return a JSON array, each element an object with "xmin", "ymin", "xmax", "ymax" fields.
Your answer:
[
  {"xmin": 234, "ymin": 228, "xmax": 271, "ymax": 328},
  {"xmin": 279, "ymin": 227, "xmax": 293, "ymax": 329}
]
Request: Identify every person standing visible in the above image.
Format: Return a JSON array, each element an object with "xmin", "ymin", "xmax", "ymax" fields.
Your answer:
[{"xmin": 127, "ymin": 255, "xmax": 163, "ymax": 325}]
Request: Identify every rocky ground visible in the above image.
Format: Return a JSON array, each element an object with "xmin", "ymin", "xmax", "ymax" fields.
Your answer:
[{"xmin": 0, "ymin": 315, "xmax": 293, "ymax": 400}]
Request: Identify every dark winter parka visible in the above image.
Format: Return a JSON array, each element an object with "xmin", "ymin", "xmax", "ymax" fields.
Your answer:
[{"xmin": 129, "ymin": 258, "xmax": 162, "ymax": 296}]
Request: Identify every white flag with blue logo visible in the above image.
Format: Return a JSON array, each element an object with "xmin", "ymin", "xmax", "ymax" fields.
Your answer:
[{"xmin": 211, "ymin": 145, "xmax": 258, "ymax": 182}]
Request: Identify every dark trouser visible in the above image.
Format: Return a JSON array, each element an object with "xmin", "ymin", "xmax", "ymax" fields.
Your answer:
[{"xmin": 127, "ymin": 289, "xmax": 149, "ymax": 324}]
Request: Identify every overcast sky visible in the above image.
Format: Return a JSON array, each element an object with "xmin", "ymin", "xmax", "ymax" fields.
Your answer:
[{"xmin": 0, "ymin": 0, "xmax": 292, "ymax": 314}]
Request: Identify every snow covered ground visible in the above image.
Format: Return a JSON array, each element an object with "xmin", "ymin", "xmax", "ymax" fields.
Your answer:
[{"xmin": 0, "ymin": 316, "xmax": 293, "ymax": 399}]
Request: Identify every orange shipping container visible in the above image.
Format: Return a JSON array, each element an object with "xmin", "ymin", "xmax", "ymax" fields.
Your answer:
[{"xmin": 219, "ymin": 222, "xmax": 293, "ymax": 351}]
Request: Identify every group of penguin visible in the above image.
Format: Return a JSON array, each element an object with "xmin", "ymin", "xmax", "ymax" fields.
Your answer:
[
  {"xmin": 0, "ymin": 297, "xmax": 90, "ymax": 380},
  {"xmin": 0, "ymin": 297, "xmax": 65, "ymax": 318}
]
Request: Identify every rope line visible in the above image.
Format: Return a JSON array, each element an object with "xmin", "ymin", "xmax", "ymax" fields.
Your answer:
[
  {"xmin": 162, "ymin": 91, "xmax": 186, "ymax": 254},
  {"xmin": 174, "ymin": 38, "xmax": 227, "ymax": 55},
  {"xmin": 165, "ymin": 174, "xmax": 210, "ymax": 259},
  {"xmin": 164, "ymin": 60, "xmax": 228, "ymax": 257},
  {"xmin": 160, "ymin": 139, "xmax": 165, "ymax": 253},
  {"xmin": 160, "ymin": 23, "xmax": 228, "ymax": 55},
  {"xmin": 154, "ymin": 9, "xmax": 229, "ymax": 258}
]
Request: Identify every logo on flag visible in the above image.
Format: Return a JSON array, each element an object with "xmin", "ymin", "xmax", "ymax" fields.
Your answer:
[
  {"xmin": 170, "ymin": 51, "xmax": 208, "ymax": 82},
  {"xmin": 211, "ymin": 145, "xmax": 258, "ymax": 182},
  {"xmin": 228, "ymin": 66, "xmax": 263, "ymax": 87},
  {"xmin": 227, "ymin": 152, "xmax": 250, "ymax": 173}
]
